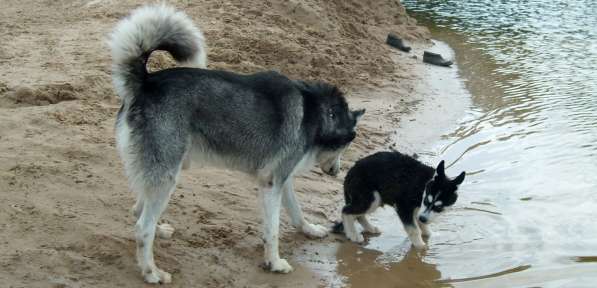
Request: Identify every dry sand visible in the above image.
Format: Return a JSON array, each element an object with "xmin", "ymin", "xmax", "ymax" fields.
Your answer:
[{"xmin": 0, "ymin": 1, "xmax": 445, "ymax": 287}]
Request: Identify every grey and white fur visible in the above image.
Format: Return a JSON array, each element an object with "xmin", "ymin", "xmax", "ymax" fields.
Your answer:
[{"xmin": 109, "ymin": 4, "xmax": 364, "ymax": 284}]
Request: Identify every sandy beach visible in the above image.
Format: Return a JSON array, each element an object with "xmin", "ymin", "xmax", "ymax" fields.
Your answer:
[{"xmin": 0, "ymin": 1, "xmax": 468, "ymax": 287}]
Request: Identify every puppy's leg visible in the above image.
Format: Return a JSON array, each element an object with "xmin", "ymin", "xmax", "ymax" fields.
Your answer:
[
  {"xmin": 342, "ymin": 212, "xmax": 364, "ymax": 243},
  {"xmin": 419, "ymin": 222, "xmax": 431, "ymax": 238},
  {"xmin": 357, "ymin": 215, "xmax": 381, "ymax": 234},
  {"xmin": 282, "ymin": 180, "xmax": 327, "ymax": 238},
  {"xmin": 397, "ymin": 207, "xmax": 426, "ymax": 249},
  {"xmin": 261, "ymin": 181, "xmax": 292, "ymax": 273},
  {"xmin": 415, "ymin": 208, "xmax": 431, "ymax": 237}
]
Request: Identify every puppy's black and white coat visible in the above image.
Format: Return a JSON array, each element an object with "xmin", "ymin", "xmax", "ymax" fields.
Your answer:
[{"xmin": 333, "ymin": 151, "xmax": 465, "ymax": 248}]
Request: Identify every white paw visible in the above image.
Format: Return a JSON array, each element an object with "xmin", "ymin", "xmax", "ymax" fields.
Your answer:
[
  {"xmin": 364, "ymin": 225, "xmax": 381, "ymax": 234},
  {"xmin": 411, "ymin": 239, "xmax": 427, "ymax": 250},
  {"xmin": 143, "ymin": 266, "xmax": 172, "ymax": 284},
  {"xmin": 157, "ymin": 223, "xmax": 175, "ymax": 239},
  {"xmin": 347, "ymin": 232, "xmax": 365, "ymax": 243},
  {"xmin": 302, "ymin": 223, "xmax": 328, "ymax": 238},
  {"xmin": 421, "ymin": 228, "xmax": 432, "ymax": 237},
  {"xmin": 266, "ymin": 258, "xmax": 294, "ymax": 273}
]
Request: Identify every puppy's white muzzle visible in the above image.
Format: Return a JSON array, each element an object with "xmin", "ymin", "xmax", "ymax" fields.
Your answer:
[{"xmin": 418, "ymin": 208, "xmax": 435, "ymax": 224}]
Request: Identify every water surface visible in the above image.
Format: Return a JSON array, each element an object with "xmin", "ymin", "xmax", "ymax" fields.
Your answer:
[{"xmin": 320, "ymin": 1, "xmax": 597, "ymax": 287}]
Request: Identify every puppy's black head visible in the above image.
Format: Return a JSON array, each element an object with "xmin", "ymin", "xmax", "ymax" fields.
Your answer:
[
  {"xmin": 419, "ymin": 160, "xmax": 466, "ymax": 223},
  {"xmin": 294, "ymin": 81, "xmax": 365, "ymax": 175}
]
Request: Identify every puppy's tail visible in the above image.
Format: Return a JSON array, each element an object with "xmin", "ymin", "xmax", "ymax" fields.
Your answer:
[
  {"xmin": 109, "ymin": 4, "xmax": 207, "ymax": 103},
  {"xmin": 331, "ymin": 221, "xmax": 344, "ymax": 234}
]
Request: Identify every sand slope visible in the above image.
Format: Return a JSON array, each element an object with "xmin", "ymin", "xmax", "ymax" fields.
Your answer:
[{"xmin": 0, "ymin": 0, "xmax": 429, "ymax": 287}]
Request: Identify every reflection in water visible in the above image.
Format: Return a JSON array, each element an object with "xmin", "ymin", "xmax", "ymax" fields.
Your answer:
[{"xmin": 336, "ymin": 243, "xmax": 448, "ymax": 288}]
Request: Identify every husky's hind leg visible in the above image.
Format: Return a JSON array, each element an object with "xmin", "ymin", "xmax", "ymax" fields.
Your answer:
[
  {"xmin": 132, "ymin": 187, "xmax": 176, "ymax": 240},
  {"xmin": 133, "ymin": 168, "xmax": 181, "ymax": 284},
  {"xmin": 181, "ymin": 154, "xmax": 191, "ymax": 170},
  {"xmin": 123, "ymin": 132, "xmax": 186, "ymax": 283}
]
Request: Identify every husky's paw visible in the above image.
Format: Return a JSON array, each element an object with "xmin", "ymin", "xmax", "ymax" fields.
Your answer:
[
  {"xmin": 157, "ymin": 223, "xmax": 175, "ymax": 239},
  {"xmin": 363, "ymin": 225, "xmax": 381, "ymax": 234},
  {"xmin": 143, "ymin": 266, "xmax": 172, "ymax": 284},
  {"xmin": 302, "ymin": 223, "xmax": 328, "ymax": 238},
  {"xmin": 265, "ymin": 258, "xmax": 294, "ymax": 273}
]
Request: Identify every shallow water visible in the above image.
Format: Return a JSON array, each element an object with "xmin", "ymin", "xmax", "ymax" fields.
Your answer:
[{"xmin": 307, "ymin": 1, "xmax": 597, "ymax": 287}]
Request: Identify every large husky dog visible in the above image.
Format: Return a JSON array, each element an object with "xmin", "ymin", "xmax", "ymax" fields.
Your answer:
[{"xmin": 109, "ymin": 4, "xmax": 364, "ymax": 284}]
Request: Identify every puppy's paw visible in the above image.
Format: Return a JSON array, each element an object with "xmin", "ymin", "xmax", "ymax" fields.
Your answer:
[
  {"xmin": 364, "ymin": 225, "xmax": 381, "ymax": 234},
  {"xmin": 157, "ymin": 223, "xmax": 175, "ymax": 239},
  {"xmin": 302, "ymin": 223, "xmax": 328, "ymax": 238},
  {"xmin": 265, "ymin": 258, "xmax": 294, "ymax": 273},
  {"xmin": 143, "ymin": 266, "xmax": 172, "ymax": 284},
  {"xmin": 347, "ymin": 232, "xmax": 365, "ymax": 243},
  {"xmin": 421, "ymin": 228, "xmax": 432, "ymax": 238},
  {"xmin": 411, "ymin": 240, "xmax": 427, "ymax": 250}
]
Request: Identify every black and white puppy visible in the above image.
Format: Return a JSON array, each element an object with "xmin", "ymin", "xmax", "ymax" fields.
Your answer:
[{"xmin": 332, "ymin": 151, "xmax": 465, "ymax": 249}]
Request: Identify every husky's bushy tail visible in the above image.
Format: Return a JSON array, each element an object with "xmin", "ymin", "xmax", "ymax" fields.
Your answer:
[{"xmin": 108, "ymin": 4, "xmax": 206, "ymax": 103}]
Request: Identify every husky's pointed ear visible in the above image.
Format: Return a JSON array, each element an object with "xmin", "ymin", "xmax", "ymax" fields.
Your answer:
[
  {"xmin": 436, "ymin": 160, "xmax": 445, "ymax": 177},
  {"xmin": 352, "ymin": 109, "xmax": 365, "ymax": 123},
  {"xmin": 453, "ymin": 171, "xmax": 466, "ymax": 185}
]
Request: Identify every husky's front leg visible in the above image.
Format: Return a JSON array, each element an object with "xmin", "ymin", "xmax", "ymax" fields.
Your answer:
[
  {"xmin": 261, "ymin": 181, "xmax": 293, "ymax": 273},
  {"xmin": 282, "ymin": 180, "xmax": 328, "ymax": 238}
]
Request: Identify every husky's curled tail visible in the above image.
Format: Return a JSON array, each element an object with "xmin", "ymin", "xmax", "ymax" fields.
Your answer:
[{"xmin": 108, "ymin": 4, "xmax": 207, "ymax": 103}]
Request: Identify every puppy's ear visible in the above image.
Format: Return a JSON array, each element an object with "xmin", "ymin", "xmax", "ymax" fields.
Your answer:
[
  {"xmin": 352, "ymin": 109, "xmax": 365, "ymax": 123},
  {"xmin": 453, "ymin": 171, "xmax": 466, "ymax": 185},
  {"xmin": 436, "ymin": 160, "xmax": 445, "ymax": 178}
]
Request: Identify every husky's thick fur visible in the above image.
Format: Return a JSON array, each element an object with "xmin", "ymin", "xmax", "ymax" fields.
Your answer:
[
  {"xmin": 332, "ymin": 151, "xmax": 465, "ymax": 248},
  {"xmin": 109, "ymin": 4, "xmax": 364, "ymax": 284}
]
